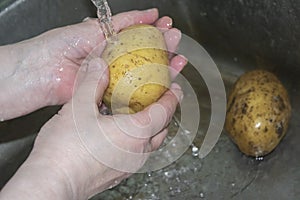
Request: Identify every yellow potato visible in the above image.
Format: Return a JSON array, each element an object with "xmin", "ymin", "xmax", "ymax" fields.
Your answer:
[
  {"xmin": 225, "ymin": 70, "xmax": 292, "ymax": 157},
  {"xmin": 102, "ymin": 24, "xmax": 170, "ymax": 114}
]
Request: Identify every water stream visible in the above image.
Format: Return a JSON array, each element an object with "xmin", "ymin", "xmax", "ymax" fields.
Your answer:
[{"xmin": 90, "ymin": 0, "xmax": 116, "ymax": 39}]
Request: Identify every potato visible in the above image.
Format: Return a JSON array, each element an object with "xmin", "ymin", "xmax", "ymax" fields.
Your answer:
[
  {"xmin": 225, "ymin": 70, "xmax": 292, "ymax": 157},
  {"xmin": 102, "ymin": 24, "xmax": 170, "ymax": 114}
]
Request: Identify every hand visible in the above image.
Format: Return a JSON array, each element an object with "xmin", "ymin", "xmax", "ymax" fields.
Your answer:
[
  {"xmin": 0, "ymin": 57, "xmax": 184, "ymax": 200},
  {"xmin": 0, "ymin": 9, "xmax": 186, "ymax": 120}
]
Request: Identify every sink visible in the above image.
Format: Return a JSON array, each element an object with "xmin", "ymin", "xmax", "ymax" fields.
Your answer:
[{"xmin": 1, "ymin": 0, "xmax": 300, "ymax": 199}]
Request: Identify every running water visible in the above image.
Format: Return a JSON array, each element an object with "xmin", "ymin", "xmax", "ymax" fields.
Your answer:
[{"xmin": 90, "ymin": 0, "xmax": 117, "ymax": 40}]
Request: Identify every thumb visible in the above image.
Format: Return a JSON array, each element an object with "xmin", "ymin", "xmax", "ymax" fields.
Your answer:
[{"xmin": 72, "ymin": 58, "xmax": 109, "ymax": 114}]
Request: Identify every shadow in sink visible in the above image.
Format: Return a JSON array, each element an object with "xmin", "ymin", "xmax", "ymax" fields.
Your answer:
[
  {"xmin": 0, "ymin": 106, "xmax": 60, "ymax": 188},
  {"xmin": 0, "ymin": 106, "xmax": 60, "ymax": 142}
]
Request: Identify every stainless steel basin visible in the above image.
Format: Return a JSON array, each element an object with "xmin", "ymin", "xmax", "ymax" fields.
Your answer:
[{"xmin": 1, "ymin": 0, "xmax": 299, "ymax": 199}]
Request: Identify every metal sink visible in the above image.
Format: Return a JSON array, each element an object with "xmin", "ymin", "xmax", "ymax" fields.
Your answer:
[{"xmin": 1, "ymin": 0, "xmax": 300, "ymax": 199}]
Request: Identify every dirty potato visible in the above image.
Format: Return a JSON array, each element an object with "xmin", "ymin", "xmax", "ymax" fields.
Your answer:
[
  {"xmin": 102, "ymin": 24, "xmax": 170, "ymax": 114},
  {"xmin": 225, "ymin": 70, "xmax": 291, "ymax": 157}
]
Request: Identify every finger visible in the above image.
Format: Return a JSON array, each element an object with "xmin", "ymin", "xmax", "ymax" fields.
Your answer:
[
  {"xmin": 117, "ymin": 83, "xmax": 183, "ymax": 139},
  {"xmin": 169, "ymin": 55, "xmax": 188, "ymax": 80},
  {"xmin": 112, "ymin": 8, "xmax": 159, "ymax": 32},
  {"xmin": 59, "ymin": 8, "xmax": 159, "ymax": 57},
  {"xmin": 155, "ymin": 16, "xmax": 173, "ymax": 32},
  {"xmin": 151, "ymin": 128, "xmax": 168, "ymax": 150},
  {"xmin": 164, "ymin": 28, "xmax": 182, "ymax": 56},
  {"xmin": 72, "ymin": 58, "xmax": 109, "ymax": 109},
  {"xmin": 145, "ymin": 83, "xmax": 183, "ymax": 132}
]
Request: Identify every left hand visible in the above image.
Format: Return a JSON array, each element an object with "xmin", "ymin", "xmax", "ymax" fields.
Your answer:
[
  {"xmin": 0, "ymin": 54, "xmax": 184, "ymax": 200},
  {"xmin": 0, "ymin": 9, "xmax": 186, "ymax": 120}
]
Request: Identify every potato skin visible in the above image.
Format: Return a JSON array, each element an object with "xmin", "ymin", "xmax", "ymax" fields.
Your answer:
[
  {"xmin": 225, "ymin": 70, "xmax": 291, "ymax": 157},
  {"xmin": 102, "ymin": 24, "xmax": 170, "ymax": 113}
]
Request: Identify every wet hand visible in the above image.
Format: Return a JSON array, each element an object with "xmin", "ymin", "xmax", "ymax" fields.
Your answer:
[
  {"xmin": 0, "ymin": 9, "xmax": 186, "ymax": 120},
  {"xmin": 0, "ymin": 57, "xmax": 183, "ymax": 199}
]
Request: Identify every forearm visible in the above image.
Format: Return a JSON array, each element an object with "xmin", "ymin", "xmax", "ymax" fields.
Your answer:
[
  {"xmin": 0, "ymin": 157, "xmax": 75, "ymax": 200},
  {"xmin": 0, "ymin": 41, "xmax": 51, "ymax": 120},
  {"xmin": 0, "ymin": 148, "xmax": 127, "ymax": 200}
]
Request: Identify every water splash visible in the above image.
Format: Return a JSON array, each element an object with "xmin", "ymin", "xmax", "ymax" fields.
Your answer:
[
  {"xmin": 191, "ymin": 144, "xmax": 199, "ymax": 157},
  {"xmin": 199, "ymin": 192, "xmax": 205, "ymax": 198}
]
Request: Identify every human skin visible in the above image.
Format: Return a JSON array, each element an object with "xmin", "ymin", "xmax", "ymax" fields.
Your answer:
[
  {"xmin": 0, "ymin": 57, "xmax": 183, "ymax": 199},
  {"xmin": 0, "ymin": 8, "xmax": 185, "ymax": 120},
  {"xmin": 0, "ymin": 9, "xmax": 186, "ymax": 200}
]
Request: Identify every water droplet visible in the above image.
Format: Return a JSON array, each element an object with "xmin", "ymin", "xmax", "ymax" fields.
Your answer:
[
  {"xmin": 174, "ymin": 120, "xmax": 179, "ymax": 127},
  {"xmin": 166, "ymin": 22, "xmax": 172, "ymax": 27},
  {"xmin": 56, "ymin": 77, "xmax": 62, "ymax": 82},
  {"xmin": 256, "ymin": 156, "xmax": 264, "ymax": 161},
  {"xmin": 199, "ymin": 192, "xmax": 205, "ymax": 198},
  {"xmin": 164, "ymin": 171, "xmax": 174, "ymax": 178},
  {"xmin": 231, "ymin": 182, "xmax": 236, "ymax": 187},
  {"xmin": 71, "ymin": 39, "xmax": 80, "ymax": 47},
  {"xmin": 108, "ymin": 185, "xmax": 114, "ymax": 189},
  {"xmin": 151, "ymin": 193, "xmax": 158, "ymax": 199},
  {"xmin": 147, "ymin": 172, "xmax": 152, "ymax": 177},
  {"xmin": 191, "ymin": 144, "xmax": 199, "ymax": 157},
  {"xmin": 255, "ymin": 122, "xmax": 261, "ymax": 128}
]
